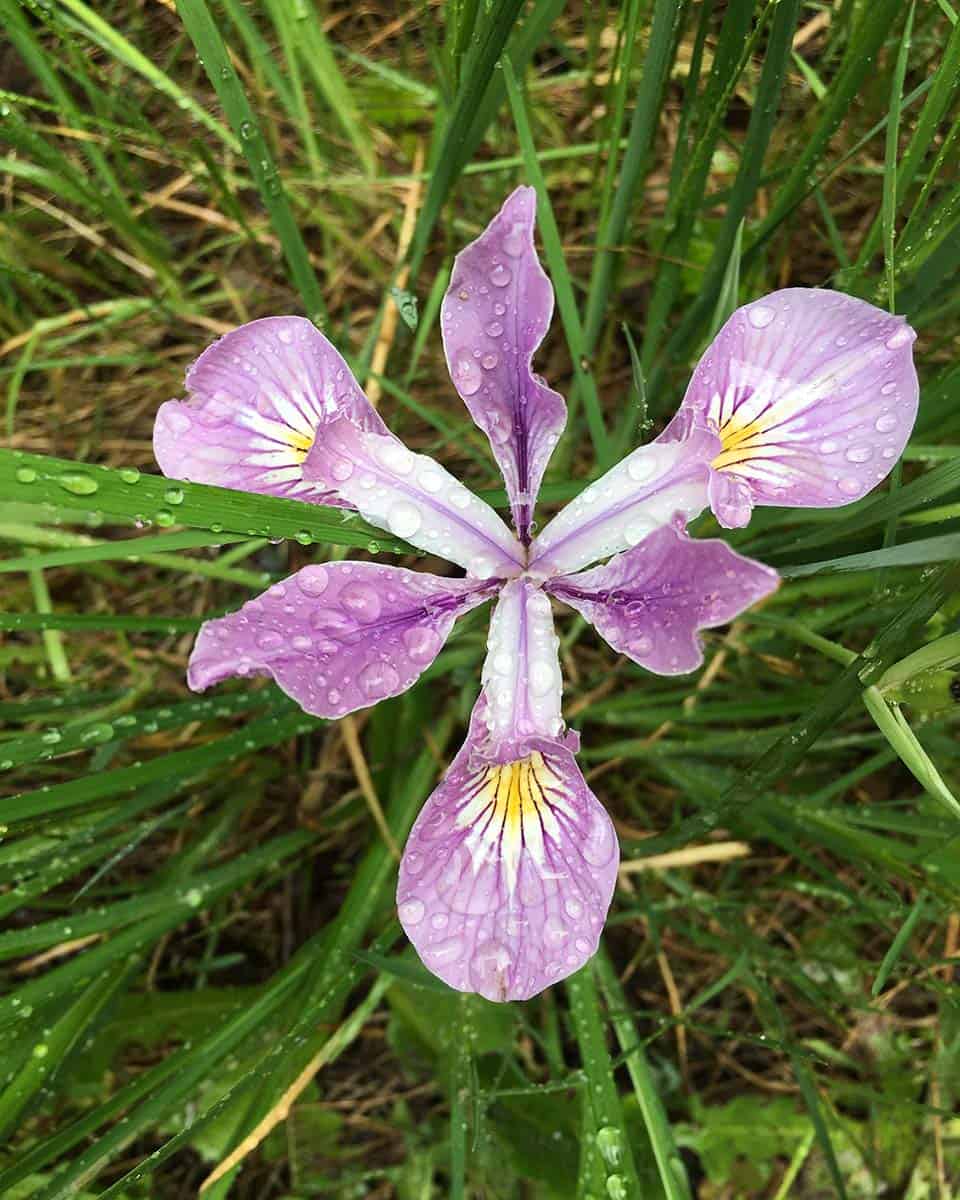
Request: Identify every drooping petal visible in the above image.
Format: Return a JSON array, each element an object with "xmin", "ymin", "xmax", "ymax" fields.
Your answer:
[
  {"xmin": 480, "ymin": 577, "xmax": 564, "ymax": 758},
  {"xmin": 441, "ymin": 186, "xmax": 566, "ymax": 544},
  {"xmin": 669, "ymin": 289, "xmax": 919, "ymax": 525},
  {"xmin": 302, "ymin": 417, "xmax": 524, "ymax": 579},
  {"xmin": 187, "ymin": 562, "xmax": 495, "ymax": 718},
  {"xmin": 528, "ymin": 427, "xmax": 717, "ymax": 578},
  {"xmin": 549, "ymin": 523, "xmax": 779, "ymax": 675},
  {"xmin": 154, "ymin": 317, "xmax": 388, "ymax": 504},
  {"xmin": 397, "ymin": 696, "xmax": 618, "ymax": 1002}
]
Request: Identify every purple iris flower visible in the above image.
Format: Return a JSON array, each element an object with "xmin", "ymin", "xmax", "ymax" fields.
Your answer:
[{"xmin": 154, "ymin": 188, "xmax": 919, "ymax": 1002}]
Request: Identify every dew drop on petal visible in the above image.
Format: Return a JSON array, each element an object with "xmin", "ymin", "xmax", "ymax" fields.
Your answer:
[
  {"xmin": 297, "ymin": 566, "xmax": 329, "ymax": 596},
  {"xmin": 747, "ymin": 304, "xmax": 775, "ymax": 329},
  {"xmin": 419, "ymin": 467, "xmax": 444, "ymax": 493},
  {"xmin": 403, "ymin": 626, "xmax": 441, "ymax": 664},
  {"xmin": 489, "ymin": 263, "xmax": 512, "ymax": 288},
  {"xmin": 880, "ymin": 381, "xmax": 897, "ymax": 396},
  {"xmin": 885, "ymin": 325, "xmax": 912, "ymax": 349},
  {"xmin": 530, "ymin": 660, "xmax": 556, "ymax": 696},
  {"xmin": 388, "ymin": 502, "xmax": 422, "ymax": 538},
  {"xmin": 399, "ymin": 898, "xmax": 425, "ymax": 926},
  {"xmin": 454, "ymin": 352, "xmax": 483, "ymax": 396},
  {"xmin": 819, "ymin": 439, "xmax": 839, "ymax": 454},
  {"xmin": 359, "ymin": 660, "xmax": 400, "ymax": 696},
  {"xmin": 845, "ymin": 446, "xmax": 872, "ymax": 463},
  {"xmin": 837, "ymin": 477, "xmax": 861, "ymax": 496},
  {"xmin": 502, "ymin": 224, "xmax": 524, "ymax": 257},
  {"xmin": 626, "ymin": 451, "xmax": 659, "ymax": 483},
  {"xmin": 624, "ymin": 518, "xmax": 653, "ymax": 546},
  {"xmin": 468, "ymin": 555, "xmax": 496, "ymax": 579},
  {"xmin": 486, "ymin": 321, "xmax": 503, "ymax": 338},
  {"xmin": 376, "ymin": 440, "xmax": 415, "ymax": 475},
  {"xmin": 330, "ymin": 458, "xmax": 354, "ymax": 482},
  {"xmin": 340, "ymin": 582, "xmax": 382, "ymax": 621},
  {"xmin": 875, "ymin": 413, "xmax": 897, "ymax": 433},
  {"xmin": 481, "ymin": 352, "xmax": 499, "ymax": 370}
]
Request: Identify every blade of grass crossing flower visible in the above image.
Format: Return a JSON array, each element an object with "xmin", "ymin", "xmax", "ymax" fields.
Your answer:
[
  {"xmin": 596, "ymin": 949, "xmax": 692, "ymax": 1200},
  {"xmin": 174, "ymin": 0, "xmax": 327, "ymax": 325},
  {"xmin": 502, "ymin": 57, "xmax": 611, "ymax": 464},
  {"xmin": 566, "ymin": 964, "xmax": 641, "ymax": 1194},
  {"xmin": 582, "ymin": 0, "xmax": 689, "ymax": 354},
  {"xmin": 861, "ymin": 687, "xmax": 960, "ymax": 820},
  {"xmin": 0, "ymin": 449, "xmax": 407, "ymax": 553}
]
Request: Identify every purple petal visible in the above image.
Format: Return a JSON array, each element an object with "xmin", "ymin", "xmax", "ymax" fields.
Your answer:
[
  {"xmin": 550, "ymin": 523, "xmax": 779, "ymax": 675},
  {"xmin": 302, "ymin": 417, "xmax": 524, "ymax": 578},
  {"xmin": 397, "ymin": 696, "xmax": 618, "ymax": 1002},
  {"xmin": 154, "ymin": 317, "xmax": 388, "ymax": 505},
  {"xmin": 187, "ymin": 562, "xmax": 495, "ymax": 718},
  {"xmin": 441, "ymin": 187, "xmax": 566, "ymax": 544},
  {"xmin": 528, "ymin": 427, "xmax": 718, "ymax": 578},
  {"xmin": 673, "ymin": 289, "xmax": 919, "ymax": 525},
  {"xmin": 480, "ymin": 577, "xmax": 564, "ymax": 759}
]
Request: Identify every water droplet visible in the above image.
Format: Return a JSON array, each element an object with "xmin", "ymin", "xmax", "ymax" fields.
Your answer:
[
  {"xmin": 880, "ymin": 381, "xmax": 897, "ymax": 396},
  {"xmin": 295, "ymin": 530, "xmax": 312, "ymax": 545},
  {"xmin": 875, "ymin": 413, "xmax": 897, "ymax": 432},
  {"xmin": 885, "ymin": 325, "xmax": 912, "ymax": 349},
  {"xmin": 399, "ymin": 898, "xmax": 425, "ymax": 926},
  {"xmin": 59, "ymin": 472, "xmax": 99, "ymax": 496},
  {"xmin": 468, "ymin": 555, "xmax": 496, "ymax": 579},
  {"xmin": 340, "ymin": 581, "xmax": 382, "ymax": 621},
  {"xmin": 15, "ymin": 467, "xmax": 37, "ymax": 484},
  {"xmin": 486, "ymin": 321, "xmax": 503, "ymax": 337},
  {"xmin": 185, "ymin": 888, "xmax": 203, "ymax": 907},
  {"xmin": 154, "ymin": 509, "xmax": 175, "ymax": 527},
  {"xmin": 163, "ymin": 487, "xmax": 184, "ymax": 505},
  {"xmin": 331, "ymin": 457, "xmax": 354, "ymax": 482},
  {"xmin": 630, "ymin": 634, "xmax": 653, "ymax": 656},
  {"xmin": 427, "ymin": 935, "xmax": 465, "ymax": 966},
  {"xmin": 297, "ymin": 566, "xmax": 329, "ymax": 596},
  {"xmin": 530, "ymin": 660, "xmax": 556, "ymax": 696},
  {"xmin": 359, "ymin": 660, "xmax": 400, "ymax": 696},
  {"xmin": 597, "ymin": 1126, "xmax": 623, "ymax": 1168},
  {"xmin": 32, "ymin": 1044, "xmax": 48, "ymax": 1060},
  {"xmin": 489, "ymin": 263, "xmax": 512, "ymax": 288},
  {"xmin": 375, "ymin": 440, "xmax": 414, "ymax": 475},
  {"xmin": 454, "ymin": 352, "xmax": 483, "ymax": 396},
  {"xmin": 418, "ymin": 467, "xmax": 444, "ymax": 493},
  {"xmin": 845, "ymin": 446, "xmax": 872, "ymax": 463},
  {"xmin": 239, "ymin": 120, "xmax": 255, "ymax": 140},
  {"xmin": 819, "ymin": 439, "xmax": 839, "ymax": 454},
  {"xmin": 481, "ymin": 352, "xmax": 499, "ymax": 370},
  {"xmin": 502, "ymin": 224, "xmax": 524, "ymax": 256},
  {"xmin": 493, "ymin": 302, "xmax": 506, "ymax": 316},
  {"xmin": 837, "ymin": 477, "xmax": 861, "ymax": 496},
  {"xmin": 41, "ymin": 730, "xmax": 61, "ymax": 745},
  {"xmin": 747, "ymin": 304, "xmax": 775, "ymax": 329},
  {"xmin": 626, "ymin": 450, "xmax": 658, "ymax": 483},
  {"xmin": 403, "ymin": 626, "xmax": 441, "ymax": 664},
  {"xmin": 388, "ymin": 502, "xmax": 422, "ymax": 538},
  {"xmin": 624, "ymin": 518, "xmax": 653, "ymax": 546}
]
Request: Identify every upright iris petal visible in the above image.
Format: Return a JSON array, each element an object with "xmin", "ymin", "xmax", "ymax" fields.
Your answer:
[
  {"xmin": 664, "ymin": 289, "xmax": 920, "ymax": 527},
  {"xmin": 154, "ymin": 317, "xmax": 388, "ymax": 505},
  {"xmin": 442, "ymin": 186, "xmax": 567, "ymax": 545}
]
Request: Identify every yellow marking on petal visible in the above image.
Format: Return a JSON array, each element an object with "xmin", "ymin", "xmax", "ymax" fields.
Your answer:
[
  {"xmin": 457, "ymin": 753, "xmax": 552, "ymax": 894},
  {"xmin": 288, "ymin": 429, "xmax": 314, "ymax": 462}
]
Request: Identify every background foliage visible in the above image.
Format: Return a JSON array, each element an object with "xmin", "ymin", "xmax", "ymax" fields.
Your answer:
[{"xmin": 2, "ymin": 0, "xmax": 960, "ymax": 1195}]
